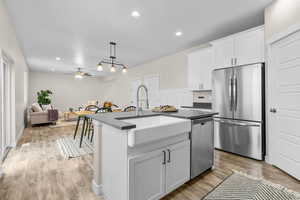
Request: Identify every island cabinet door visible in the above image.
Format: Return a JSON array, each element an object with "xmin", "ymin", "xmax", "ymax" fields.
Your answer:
[
  {"xmin": 165, "ymin": 140, "xmax": 190, "ymax": 194},
  {"xmin": 128, "ymin": 149, "xmax": 166, "ymax": 200}
]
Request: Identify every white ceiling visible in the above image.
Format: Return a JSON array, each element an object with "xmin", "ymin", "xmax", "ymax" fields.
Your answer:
[{"xmin": 5, "ymin": 0, "xmax": 273, "ymax": 76}]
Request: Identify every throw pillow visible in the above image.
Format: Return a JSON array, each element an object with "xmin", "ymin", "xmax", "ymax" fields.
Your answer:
[
  {"xmin": 42, "ymin": 104, "xmax": 53, "ymax": 110},
  {"xmin": 32, "ymin": 103, "xmax": 43, "ymax": 112}
]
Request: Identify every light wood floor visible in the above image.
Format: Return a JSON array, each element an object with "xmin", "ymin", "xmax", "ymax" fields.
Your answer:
[{"xmin": 0, "ymin": 125, "xmax": 299, "ymax": 200}]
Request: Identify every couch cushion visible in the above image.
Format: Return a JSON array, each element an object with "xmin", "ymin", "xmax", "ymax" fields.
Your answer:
[{"xmin": 32, "ymin": 103, "xmax": 43, "ymax": 112}]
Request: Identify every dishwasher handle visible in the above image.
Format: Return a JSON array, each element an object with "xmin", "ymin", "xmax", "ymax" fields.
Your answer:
[{"xmin": 193, "ymin": 117, "xmax": 213, "ymax": 125}]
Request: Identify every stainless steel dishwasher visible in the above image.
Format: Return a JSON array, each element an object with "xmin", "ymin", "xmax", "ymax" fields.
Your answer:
[{"xmin": 190, "ymin": 117, "xmax": 214, "ymax": 179}]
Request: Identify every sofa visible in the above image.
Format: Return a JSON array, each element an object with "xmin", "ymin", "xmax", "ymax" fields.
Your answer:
[{"xmin": 29, "ymin": 103, "xmax": 59, "ymax": 125}]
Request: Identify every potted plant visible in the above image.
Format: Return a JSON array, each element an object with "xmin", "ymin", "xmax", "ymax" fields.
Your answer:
[{"xmin": 37, "ymin": 90, "xmax": 53, "ymax": 110}]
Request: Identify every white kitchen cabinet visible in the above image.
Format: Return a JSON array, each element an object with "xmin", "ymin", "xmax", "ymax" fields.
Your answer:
[
  {"xmin": 128, "ymin": 140, "xmax": 190, "ymax": 200},
  {"xmin": 212, "ymin": 37, "xmax": 235, "ymax": 68},
  {"xmin": 129, "ymin": 149, "xmax": 166, "ymax": 200},
  {"xmin": 165, "ymin": 141, "xmax": 190, "ymax": 194},
  {"xmin": 235, "ymin": 27, "xmax": 264, "ymax": 65},
  {"xmin": 187, "ymin": 47, "xmax": 213, "ymax": 90},
  {"xmin": 212, "ymin": 26, "xmax": 264, "ymax": 69}
]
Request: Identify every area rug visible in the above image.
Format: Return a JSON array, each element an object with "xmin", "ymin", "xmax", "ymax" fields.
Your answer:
[
  {"xmin": 56, "ymin": 136, "xmax": 93, "ymax": 159},
  {"xmin": 203, "ymin": 172, "xmax": 300, "ymax": 200}
]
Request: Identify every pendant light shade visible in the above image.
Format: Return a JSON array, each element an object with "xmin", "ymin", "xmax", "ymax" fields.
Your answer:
[
  {"xmin": 110, "ymin": 65, "xmax": 116, "ymax": 72},
  {"xmin": 97, "ymin": 63, "xmax": 103, "ymax": 71},
  {"xmin": 122, "ymin": 67, "xmax": 127, "ymax": 73}
]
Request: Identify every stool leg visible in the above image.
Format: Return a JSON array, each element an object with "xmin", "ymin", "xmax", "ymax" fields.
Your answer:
[
  {"xmin": 73, "ymin": 116, "xmax": 81, "ymax": 139},
  {"xmin": 84, "ymin": 118, "xmax": 90, "ymax": 137},
  {"xmin": 79, "ymin": 117, "xmax": 86, "ymax": 148},
  {"xmin": 87, "ymin": 119, "xmax": 92, "ymax": 139},
  {"xmin": 90, "ymin": 128, "xmax": 94, "ymax": 143}
]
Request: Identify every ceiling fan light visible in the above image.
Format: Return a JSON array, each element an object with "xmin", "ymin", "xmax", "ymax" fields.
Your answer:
[
  {"xmin": 75, "ymin": 74, "xmax": 83, "ymax": 79},
  {"xmin": 110, "ymin": 65, "xmax": 116, "ymax": 72},
  {"xmin": 75, "ymin": 71, "xmax": 83, "ymax": 79},
  {"xmin": 97, "ymin": 63, "xmax": 103, "ymax": 71}
]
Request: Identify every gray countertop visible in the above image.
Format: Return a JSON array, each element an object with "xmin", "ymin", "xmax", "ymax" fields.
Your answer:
[{"xmin": 88, "ymin": 110, "xmax": 218, "ymax": 130}]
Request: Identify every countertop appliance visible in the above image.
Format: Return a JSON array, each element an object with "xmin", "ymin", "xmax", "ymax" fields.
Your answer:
[
  {"xmin": 190, "ymin": 117, "xmax": 214, "ymax": 179},
  {"xmin": 212, "ymin": 63, "xmax": 265, "ymax": 160}
]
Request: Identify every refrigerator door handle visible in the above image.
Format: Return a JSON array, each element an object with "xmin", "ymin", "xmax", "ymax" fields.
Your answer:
[
  {"xmin": 229, "ymin": 76, "xmax": 233, "ymax": 111},
  {"xmin": 233, "ymin": 73, "xmax": 237, "ymax": 111},
  {"xmin": 214, "ymin": 118, "xmax": 261, "ymax": 127}
]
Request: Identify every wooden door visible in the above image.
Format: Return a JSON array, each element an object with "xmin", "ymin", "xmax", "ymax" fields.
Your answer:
[
  {"xmin": 165, "ymin": 140, "xmax": 190, "ymax": 194},
  {"xmin": 212, "ymin": 37, "xmax": 234, "ymax": 69},
  {"xmin": 128, "ymin": 149, "xmax": 166, "ymax": 200},
  {"xmin": 269, "ymin": 29, "xmax": 300, "ymax": 180},
  {"xmin": 235, "ymin": 27, "xmax": 265, "ymax": 65}
]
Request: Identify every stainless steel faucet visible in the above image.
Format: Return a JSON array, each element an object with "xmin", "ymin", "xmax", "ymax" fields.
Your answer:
[{"xmin": 136, "ymin": 84, "xmax": 149, "ymax": 115}]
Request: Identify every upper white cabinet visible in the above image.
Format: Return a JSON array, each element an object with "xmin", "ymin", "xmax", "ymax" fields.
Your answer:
[
  {"xmin": 235, "ymin": 27, "xmax": 265, "ymax": 65},
  {"xmin": 212, "ymin": 26, "xmax": 265, "ymax": 69},
  {"xmin": 212, "ymin": 37, "xmax": 235, "ymax": 68},
  {"xmin": 187, "ymin": 47, "xmax": 213, "ymax": 90}
]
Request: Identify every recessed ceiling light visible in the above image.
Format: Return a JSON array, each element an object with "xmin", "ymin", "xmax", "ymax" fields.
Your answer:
[
  {"xmin": 175, "ymin": 31, "xmax": 183, "ymax": 36},
  {"xmin": 131, "ymin": 11, "xmax": 140, "ymax": 18},
  {"xmin": 55, "ymin": 57, "xmax": 61, "ymax": 61}
]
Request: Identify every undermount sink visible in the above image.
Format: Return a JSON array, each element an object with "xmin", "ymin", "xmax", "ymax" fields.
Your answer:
[{"xmin": 121, "ymin": 115, "xmax": 191, "ymax": 147}]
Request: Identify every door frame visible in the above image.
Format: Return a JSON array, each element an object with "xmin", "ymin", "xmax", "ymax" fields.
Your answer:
[
  {"xmin": 266, "ymin": 22, "xmax": 300, "ymax": 164},
  {"xmin": 0, "ymin": 49, "xmax": 16, "ymax": 161}
]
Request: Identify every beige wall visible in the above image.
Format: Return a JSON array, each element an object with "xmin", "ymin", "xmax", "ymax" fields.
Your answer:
[
  {"xmin": 265, "ymin": 0, "xmax": 300, "ymax": 39},
  {"xmin": 0, "ymin": 0, "xmax": 29, "ymax": 141},
  {"xmin": 100, "ymin": 44, "xmax": 209, "ymax": 107},
  {"xmin": 29, "ymin": 71, "xmax": 107, "ymax": 111},
  {"xmin": 28, "ymin": 45, "xmax": 207, "ymax": 110}
]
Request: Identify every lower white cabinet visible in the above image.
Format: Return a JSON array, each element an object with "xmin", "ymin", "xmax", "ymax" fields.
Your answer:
[{"xmin": 128, "ymin": 140, "xmax": 190, "ymax": 200}]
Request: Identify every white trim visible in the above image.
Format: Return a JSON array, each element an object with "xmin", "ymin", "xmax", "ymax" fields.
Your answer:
[
  {"xmin": 11, "ymin": 125, "xmax": 25, "ymax": 147},
  {"xmin": 92, "ymin": 179, "xmax": 103, "ymax": 196},
  {"xmin": 267, "ymin": 22, "xmax": 300, "ymax": 44},
  {"xmin": 211, "ymin": 25, "xmax": 264, "ymax": 44},
  {"xmin": 0, "ymin": 50, "xmax": 16, "ymax": 151},
  {"xmin": 265, "ymin": 44, "xmax": 274, "ymax": 165}
]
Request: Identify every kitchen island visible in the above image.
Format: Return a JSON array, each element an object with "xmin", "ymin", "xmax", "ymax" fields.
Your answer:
[{"xmin": 88, "ymin": 110, "xmax": 217, "ymax": 200}]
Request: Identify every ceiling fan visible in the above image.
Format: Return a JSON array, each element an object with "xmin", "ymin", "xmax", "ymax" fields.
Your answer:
[{"xmin": 74, "ymin": 68, "xmax": 92, "ymax": 79}]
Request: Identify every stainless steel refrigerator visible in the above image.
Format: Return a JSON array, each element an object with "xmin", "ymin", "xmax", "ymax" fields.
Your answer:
[{"xmin": 212, "ymin": 63, "xmax": 265, "ymax": 160}]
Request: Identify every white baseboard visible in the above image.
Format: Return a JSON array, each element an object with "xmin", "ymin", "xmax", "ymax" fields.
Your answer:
[
  {"xmin": 92, "ymin": 179, "xmax": 103, "ymax": 196},
  {"xmin": 265, "ymin": 155, "xmax": 273, "ymax": 165},
  {"xmin": 12, "ymin": 125, "xmax": 25, "ymax": 147}
]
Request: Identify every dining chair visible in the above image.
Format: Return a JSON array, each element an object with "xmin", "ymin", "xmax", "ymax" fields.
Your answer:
[
  {"xmin": 123, "ymin": 106, "xmax": 136, "ymax": 112},
  {"xmin": 76, "ymin": 105, "xmax": 100, "ymax": 148},
  {"xmin": 86, "ymin": 106, "xmax": 112, "ymax": 144}
]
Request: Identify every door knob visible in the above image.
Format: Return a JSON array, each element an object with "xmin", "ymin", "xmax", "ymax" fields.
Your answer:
[{"xmin": 270, "ymin": 108, "xmax": 277, "ymax": 113}]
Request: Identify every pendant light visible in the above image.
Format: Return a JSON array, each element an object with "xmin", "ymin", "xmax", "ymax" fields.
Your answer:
[{"xmin": 97, "ymin": 42, "xmax": 128, "ymax": 73}]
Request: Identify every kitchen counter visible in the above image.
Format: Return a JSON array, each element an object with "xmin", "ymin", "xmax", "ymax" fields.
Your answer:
[{"xmin": 88, "ymin": 110, "xmax": 218, "ymax": 130}]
